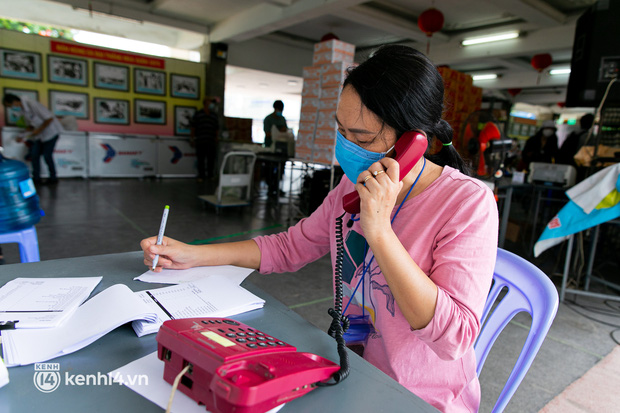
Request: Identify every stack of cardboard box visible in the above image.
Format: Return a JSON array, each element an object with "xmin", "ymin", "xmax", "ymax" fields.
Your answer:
[
  {"xmin": 437, "ymin": 66, "xmax": 483, "ymax": 152},
  {"xmin": 224, "ymin": 117, "xmax": 253, "ymax": 143},
  {"xmin": 296, "ymin": 40, "xmax": 356, "ymax": 164}
]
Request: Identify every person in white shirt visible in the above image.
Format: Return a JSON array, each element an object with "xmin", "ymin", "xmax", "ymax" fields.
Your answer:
[{"xmin": 3, "ymin": 94, "xmax": 64, "ymax": 184}]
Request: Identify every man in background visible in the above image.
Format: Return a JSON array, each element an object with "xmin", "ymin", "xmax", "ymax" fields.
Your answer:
[
  {"xmin": 262, "ymin": 100, "xmax": 288, "ymax": 197},
  {"xmin": 190, "ymin": 97, "xmax": 219, "ymax": 182},
  {"xmin": 263, "ymin": 100, "xmax": 287, "ymax": 149},
  {"xmin": 2, "ymin": 93, "xmax": 63, "ymax": 185}
]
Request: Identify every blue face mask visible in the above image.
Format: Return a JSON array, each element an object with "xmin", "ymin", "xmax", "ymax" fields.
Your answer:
[
  {"xmin": 335, "ymin": 130, "xmax": 391, "ymax": 184},
  {"xmin": 11, "ymin": 106, "xmax": 22, "ymax": 113},
  {"xmin": 275, "ymin": 111, "xmax": 282, "ymax": 116}
]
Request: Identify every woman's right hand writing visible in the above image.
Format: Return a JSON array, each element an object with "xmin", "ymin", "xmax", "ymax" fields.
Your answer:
[{"xmin": 140, "ymin": 236, "xmax": 200, "ymax": 272}]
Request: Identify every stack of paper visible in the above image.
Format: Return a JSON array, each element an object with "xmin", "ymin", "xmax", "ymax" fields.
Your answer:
[
  {"xmin": 0, "ymin": 272, "xmax": 264, "ymax": 366},
  {"xmin": 132, "ymin": 274, "xmax": 265, "ymax": 337},
  {"xmin": 0, "ymin": 277, "xmax": 102, "ymax": 329},
  {"xmin": 2, "ymin": 284, "xmax": 157, "ymax": 367},
  {"xmin": 134, "ymin": 265, "xmax": 255, "ymax": 286}
]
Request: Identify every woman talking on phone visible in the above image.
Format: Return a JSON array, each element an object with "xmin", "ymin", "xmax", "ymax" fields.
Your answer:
[{"xmin": 141, "ymin": 45, "xmax": 498, "ymax": 413}]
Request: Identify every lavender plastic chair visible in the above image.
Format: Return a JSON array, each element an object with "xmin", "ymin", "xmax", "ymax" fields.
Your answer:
[
  {"xmin": 474, "ymin": 248, "xmax": 559, "ymax": 413},
  {"xmin": 0, "ymin": 226, "xmax": 40, "ymax": 263}
]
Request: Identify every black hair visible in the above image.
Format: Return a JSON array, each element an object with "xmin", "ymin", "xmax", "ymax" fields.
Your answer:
[
  {"xmin": 2, "ymin": 93, "xmax": 21, "ymax": 106},
  {"xmin": 343, "ymin": 44, "xmax": 470, "ymax": 175},
  {"xmin": 273, "ymin": 100, "xmax": 284, "ymax": 111}
]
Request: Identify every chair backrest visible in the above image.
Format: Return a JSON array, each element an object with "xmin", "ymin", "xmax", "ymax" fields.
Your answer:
[
  {"xmin": 474, "ymin": 248, "xmax": 559, "ymax": 413},
  {"xmin": 216, "ymin": 151, "xmax": 257, "ymax": 202}
]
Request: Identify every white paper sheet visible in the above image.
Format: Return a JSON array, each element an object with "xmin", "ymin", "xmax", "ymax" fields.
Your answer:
[
  {"xmin": 1, "ymin": 284, "xmax": 157, "ymax": 366},
  {"xmin": 0, "ymin": 277, "xmax": 102, "ymax": 329},
  {"xmin": 132, "ymin": 274, "xmax": 265, "ymax": 337},
  {"xmin": 108, "ymin": 352, "xmax": 284, "ymax": 413},
  {"xmin": 134, "ymin": 265, "xmax": 254, "ymax": 286}
]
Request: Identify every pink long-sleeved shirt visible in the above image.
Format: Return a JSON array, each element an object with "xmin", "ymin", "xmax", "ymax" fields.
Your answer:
[{"xmin": 254, "ymin": 166, "xmax": 498, "ymax": 412}]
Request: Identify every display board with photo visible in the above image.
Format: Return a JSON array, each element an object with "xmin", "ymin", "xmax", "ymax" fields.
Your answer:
[
  {"xmin": 48, "ymin": 55, "xmax": 88, "ymax": 86},
  {"xmin": 135, "ymin": 99, "xmax": 166, "ymax": 124},
  {"xmin": 174, "ymin": 106, "xmax": 197, "ymax": 135},
  {"xmin": 171, "ymin": 74, "xmax": 200, "ymax": 99},
  {"xmin": 134, "ymin": 68, "xmax": 166, "ymax": 95},
  {"xmin": 49, "ymin": 90, "xmax": 89, "ymax": 119},
  {"xmin": 0, "ymin": 49, "xmax": 42, "ymax": 81},
  {"xmin": 94, "ymin": 98, "xmax": 130, "ymax": 125},
  {"xmin": 3, "ymin": 88, "xmax": 39, "ymax": 125},
  {"xmin": 94, "ymin": 62, "xmax": 129, "ymax": 91}
]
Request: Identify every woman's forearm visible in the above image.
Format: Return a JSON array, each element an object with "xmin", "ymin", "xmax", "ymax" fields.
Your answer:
[{"xmin": 195, "ymin": 239, "xmax": 262, "ymax": 270}]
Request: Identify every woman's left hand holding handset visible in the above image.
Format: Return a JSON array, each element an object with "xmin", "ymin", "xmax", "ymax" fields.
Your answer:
[{"xmin": 355, "ymin": 157, "xmax": 403, "ymax": 240}]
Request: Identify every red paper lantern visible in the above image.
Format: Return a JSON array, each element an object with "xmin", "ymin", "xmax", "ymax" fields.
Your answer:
[
  {"xmin": 507, "ymin": 88, "xmax": 522, "ymax": 97},
  {"xmin": 418, "ymin": 8, "xmax": 444, "ymax": 54},
  {"xmin": 320, "ymin": 33, "xmax": 339, "ymax": 42},
  {"xmin": 418, "ymin": 8, "xmax": 445, "ymax": 36},
  {"xmin": 531, "ymin": 53, "xmax": 553, "ymax": 72}
]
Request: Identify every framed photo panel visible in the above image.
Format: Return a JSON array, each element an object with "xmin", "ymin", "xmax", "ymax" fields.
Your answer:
[
  {"xmin": 0, "ymin": 49, "xmax": 42, "ymax": 81},
  {"xmin": 174, "ymin": 106, "xmax": 197, "ymax": 135},
  {"xmin": 48, "ymin": 55, "xmax": 88, "ymax": 86},
  {"xmin": 49, "ymin": 90, "xmax": 89, "ymax": 119},
  {"xmin": 94, "ymin": 62, "xmax": 129, "ymax": 91},
  {"xmin": 170, "ymin": 74, "xmax": 200, "ymax": 99},
  {"xmin": 94, "ymin": 98, "xmax": 130, "ymax": 125},
  {"xmin": 134, "ymin": 68, "xmax": 166, "ymax": 95},
  {"xmin": 135, "ymin": 99, "xmax": 166, "ymax": 124},
  {"xmin": 3, "ymin": 88, "xmax": 39, "ymax": 126}
]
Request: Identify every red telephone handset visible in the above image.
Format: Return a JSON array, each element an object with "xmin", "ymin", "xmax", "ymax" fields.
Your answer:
[{"xmin": 342, "ymin": 131, "xmax": 428, "ymax": 214}]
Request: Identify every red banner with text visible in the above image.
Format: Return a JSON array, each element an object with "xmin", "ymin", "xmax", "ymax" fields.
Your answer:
[{"xmin": 50, "ymin": 40, "xmax": 165, "ymax": 69}]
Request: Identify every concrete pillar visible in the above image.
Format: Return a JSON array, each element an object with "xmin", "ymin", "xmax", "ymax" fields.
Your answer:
[{"xmin": 206, "ymin": 42, "xmax": 228, "ymax": 111}]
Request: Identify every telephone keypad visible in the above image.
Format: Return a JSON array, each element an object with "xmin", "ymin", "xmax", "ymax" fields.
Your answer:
[
  {"xmin": 222, "ymin": 319, "xmax": 239, "ymax": 325},
  {"xmin": 199, "ymin": 319, "xmax": 294, "ymax": 353}
]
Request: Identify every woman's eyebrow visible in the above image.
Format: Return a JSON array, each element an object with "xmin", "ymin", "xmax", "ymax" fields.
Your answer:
[{"xmin": 335, "ymin": 115, "xmax": 377, "ymax": 135}]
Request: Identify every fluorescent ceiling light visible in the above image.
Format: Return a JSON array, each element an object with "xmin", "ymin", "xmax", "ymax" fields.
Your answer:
[
  {"xmin": 462, "ymin": 31, "xmax": 519, "ymax": 46},
  {"xmin": 71, "ymin": 30, "xmax": 201, "ymax": 62},
  {"xmin": 473, "ymin": 74, "xmax": 498, "ymax": 81},
  {"xmin": 550, "ymin": 68, "xmax": 571, "ymax": 75}
]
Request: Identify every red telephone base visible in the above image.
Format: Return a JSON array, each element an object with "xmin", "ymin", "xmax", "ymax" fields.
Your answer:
[{"xmin": 156, "ymin": 318, "xmax": 340, "ymax": 413}]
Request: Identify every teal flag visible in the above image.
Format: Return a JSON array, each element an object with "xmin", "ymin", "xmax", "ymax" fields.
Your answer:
[{"xmin": 534, "ymin": 164, "xmax": 620, "ymax": 257}]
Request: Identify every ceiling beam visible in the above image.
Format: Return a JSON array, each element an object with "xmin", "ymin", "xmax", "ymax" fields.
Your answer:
[
  {"xmin": 500, "ymin": 0, "xmax": 567, "ymax": 25},
  {"xmin": 209, "ymin": 0, "xmax": 367, "ymax": 43},
  {"xmin": 337, "ymin": 4, "xmax": 449, "ymax": 44},
  {"xmin": 429, "ymin": 22, "xmax": 576, "ymax": 67},
  {"xmin": 48, "ymin": 0, "xmax": 208, "ymax": 34}
]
